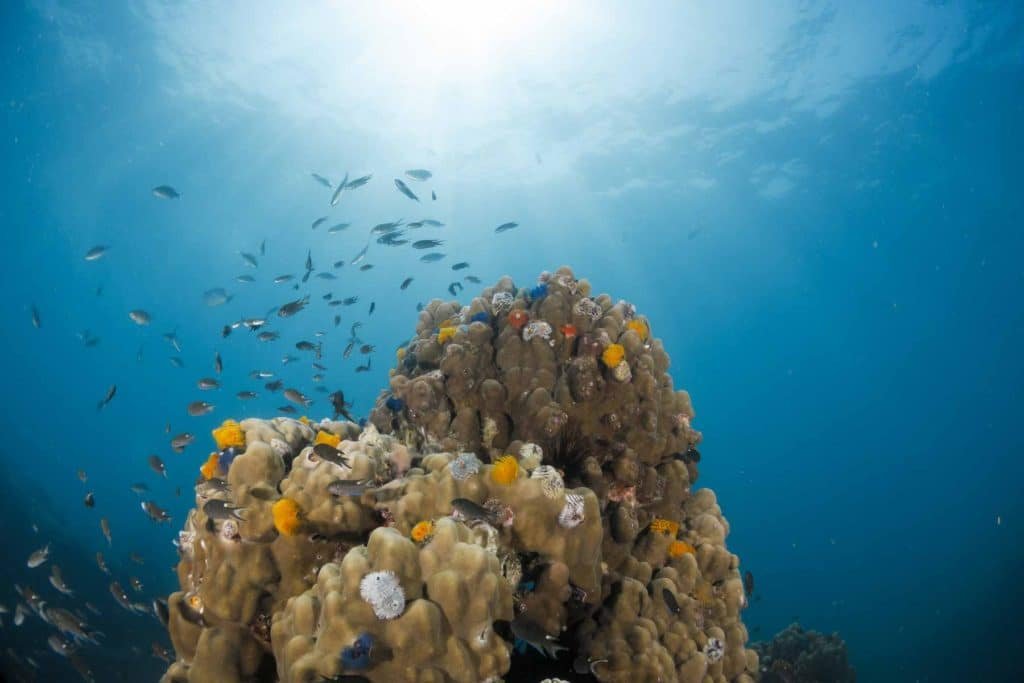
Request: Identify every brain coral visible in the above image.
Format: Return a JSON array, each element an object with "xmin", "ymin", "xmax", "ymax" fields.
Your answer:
[{"xmin": 158, "ymin": 267, "xmax": 757, "ymax": 683}]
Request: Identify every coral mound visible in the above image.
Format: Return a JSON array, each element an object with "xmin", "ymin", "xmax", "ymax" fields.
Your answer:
[
  {"xmin": 752, "ymin": 624, "xmax": 856, "ymax": 683},
  {"xmin": 160, "ymin": 267, "xmax": 757, "ymax": 683}
]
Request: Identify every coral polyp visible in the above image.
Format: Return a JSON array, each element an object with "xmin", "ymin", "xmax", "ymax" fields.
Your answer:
[{"xmin": 490, "ymin": 455, "xmax": 520, "ymax": 485}]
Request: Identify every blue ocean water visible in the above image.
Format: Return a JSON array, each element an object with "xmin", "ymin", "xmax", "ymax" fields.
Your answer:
[{"xmin": 1, "ymin": 2, "xmax": 1022, "ymax": 681}]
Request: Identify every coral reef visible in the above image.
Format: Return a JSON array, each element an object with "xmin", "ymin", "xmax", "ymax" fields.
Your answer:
[
  {"xmin": 159, "ymin": 267, "xmax": 756, "ymax": 683},
  {"xmin": 751, "ymin": 624, "xmax": 856, "ymax": 683}
]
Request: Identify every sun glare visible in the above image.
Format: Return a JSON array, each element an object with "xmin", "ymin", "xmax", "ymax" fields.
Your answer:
[{"xmin": 386, "ymin": 0, "xmax": 555, "ymax": 78}]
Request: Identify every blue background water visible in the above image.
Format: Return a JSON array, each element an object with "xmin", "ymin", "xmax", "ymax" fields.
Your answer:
[{"xmin": 2, "ymin": 2, "xmax": 1022, "ymax": 681}]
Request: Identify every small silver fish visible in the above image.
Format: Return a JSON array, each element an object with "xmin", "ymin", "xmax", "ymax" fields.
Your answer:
[
  {"xmin": 311, "ymin": 216, "xmax": 327, "ymax": 230},
  {"xmin": 330, "ymin": 171, "xmax": 349, "ymax": 206},
  {"xmin": 372, "ymin": 220, "xmax": 404, "ymax": 233},
  {"xmin": 152, "ymin": 598, "xmax": 169, "ymax": 628},
  {"xmin": 84, "ymin": 245, "xmax": 108, "ymax": 261},
  {"xmin": 405, "ymin": 169, "xmax": 432, "ymax": 181},
  {"xmin": 26, "ymin": 544, "xmax": 50, "ymax": 569},
  {"xmin": 662, "ymin": 588, "xmax": 681, "ymax": 614},
  {"xmin": 237, "ymin": 390, "xmax": 258, "ymax": 400},
  {"xmin": 203, "ymin": 499, "xmax": 246, "ymax": 521},
  {"xmin": 203, "ymin": 288, "xmax": 232, "ymax": 307},
  {"xmin": 242, "ymin": 317, "xmax": 267, "ymax": 330},
  {"xmin": 97, "ymin": 384, "xmax": 117, "ymax": 410},
  {"xmin": 235, "ymin": 274, "xmax": 255, "ymax": 283},
  {"xmin": 30, "ymin": 305, "xmax": 41, "ymax": 328},
  {"xmin": 171, "ymin": 433, "xmax": 195, "ymax": 452},
  {"xmin": 346, "ymin": 173, "xmax": 372, "ymax": 189},
  {"xmin": 400, "ymin": 277, "xmax": 413, "ymax": 290},
  {"xmin": 509, "ymin": 617, "xmax": 567, "ymax": 659},
  {"xmin": 326, "ymin": 478, "xmax": 375, "ymax": 497},
  {"xmin": 214, "ymin": 352, "xmax": 223, "ymax": 374},
  {"xmin": 420, "ymin": 252, "xmax": 445, "ymax": 263},
  {"xmin": 147, "ymin": 455, "xmax": 166, "ymax": 477},
  {"xmin": 450, "ymin": 498, "xmax": 501, "ymax": 526},
  {"xmin": 152, "ymin": 641, "xmax": 172, "ymax": 663},
  {"xmin": 278, "ymin": 296, "xmax": 310, "ymax": 317},
  {"xmin": 311, "ymin": 173, "xmax": 332, "ymax": 188},
  {"xmin": 239, "ymin": 251, "xmax": 258, "ymax": 268},
  {"xmin": 100, "ymin": 517, "xmax": 112, "ymax": 546},
  {"xmin": 327, "ymin": 222, "xmax": 350, "ymax": 233},
  {"xmin": 48, "ymin": 633, "xmax": 74, "ymax": 657},
  {"xmin": 128, "ymin": 309, "xmax": 151, "ymax": 325},
  {"xmin": 394, "ymin": 178, "xmax": 420, "ymax": 202},
  {"xmin": 198, "ymin": 377, "xmax": 220, "ymax": 390},
  {"xmin": 452, "ymin": 262, "xmax": 470, "ymax": 270},
  {"xmin": 495, "ymin": 222, "xmax": 518, "ymax": 233},
  {"xmin": 412, "ymin": 239, "xmax": 444, "ymax": 249},
  {"xmin": 351, "ymin": 243, "xmax": 370, "ymax": 265},
  {"xmin": 152, "ymin": 185, "xmax": 180, "ymax": 199},
  {"xmin": 312, "ymin": 444, "xmax": 351, "ymax": 469},
  {"xmin": 187, "ymin": 401, "xmax": 215, "ymax": 417},
  {"xmin": 49, "ymin": 565, "xmax": 73, "ymax": 596},
  {"xmin": 284, "ymin": 388, "xmax": 312, "ymax": 406},
  {"xmin": 109, "ymin": 581, "xmax": 139, "ymax": 613}
]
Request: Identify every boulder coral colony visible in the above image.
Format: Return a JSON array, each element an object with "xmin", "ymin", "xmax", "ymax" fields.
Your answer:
[{"xmin": 161, "ymin": 266, "xmax": 758, "ymax": 682}]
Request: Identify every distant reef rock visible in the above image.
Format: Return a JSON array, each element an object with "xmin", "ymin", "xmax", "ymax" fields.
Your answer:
[
  {"xmin": 751, "ymin": 623, "xmax": 856, "ymax": 683},
  {"xmin": 160, "ymin": 266, "xmax": 759, "ymax": 682}
]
